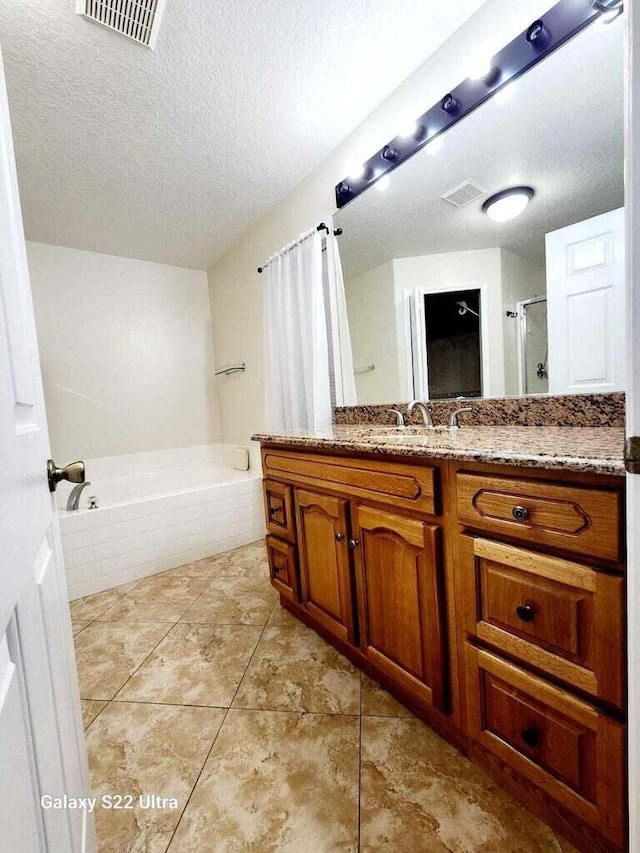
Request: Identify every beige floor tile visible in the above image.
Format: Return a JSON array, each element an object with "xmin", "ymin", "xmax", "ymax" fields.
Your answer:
[
  {"xmin": 74, "ymin": 622, "xmax": 171, "ymax": 700},
  {"xmin": 69, "ymin": 580, "xmax": 139, "ymax": 621},
  {"xmin": 180, "ymin": 582, "xmax": 275, "ymax": 625},
  {"xmin": 361, "ymin": 673, "xmax": 414, "ymax": 718},
  {"xmin": 214, "ymin": 541, "xmax": 268, "ymax": 578},
  {"xmin": 81, "ymin": 699, "xmax": 108, "ymax": 729},
  {"xmin": 116, "ymin": 623, "xmax": 262, "ymax": 707},
  {"xmin": 266, "ymin": 604, "xmax": 299, "ymax": 627},
  {"xmin": 97, "ymin": 574, "xmax": 209, "ymax": 622},
  {"xmin": 232, "ymin": 622, "xmax": 361, "ymax": 714},
  {"xmin": 87, "ymin": 701, "xmax": 225, "ymax": 853},
  {"xmin": 72, "ymin": 620, "xmax": 91, "ymax": 636},
  {"xmin": 167, "ymin": 709, "xmax": 358, "ymax": 852},
  {"xmin": 360, "ymin": 716, "xmax": 561, "ymax": 853}
]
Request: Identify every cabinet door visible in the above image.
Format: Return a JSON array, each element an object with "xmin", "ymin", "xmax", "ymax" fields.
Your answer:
[
  {"xmin": 352, "ymin": 505, "xmax": 447, "ymax": 712},
  {"xmin": 295, "ymin": 489, "xmax": 356, "ymax": 644}
]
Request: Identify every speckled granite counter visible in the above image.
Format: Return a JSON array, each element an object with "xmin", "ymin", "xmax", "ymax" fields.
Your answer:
[{"xmin": 252, "ymin": 425, "xmax": 626, "ymax": 476}]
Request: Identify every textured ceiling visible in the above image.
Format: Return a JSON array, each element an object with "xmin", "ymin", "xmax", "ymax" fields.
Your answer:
[
  {"xmin": 336, "ymin": 17, "xmax": 624, "ymax": 280},
  {"xmin": 0, "ymin": 0, "xmax": 488, "ymax": 270}
]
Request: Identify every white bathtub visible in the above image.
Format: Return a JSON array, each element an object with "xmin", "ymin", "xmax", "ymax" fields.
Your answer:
[{"xmin": 58, "ymin": 443, "xmax": 265, "ymax": 600}]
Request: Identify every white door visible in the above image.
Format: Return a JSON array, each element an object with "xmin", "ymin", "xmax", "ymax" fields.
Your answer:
[
  {"xmin": 546, "ymin": 207, "xmax": 625, "ymax": 394},
  {"xmin": 0, "ymin": 49, "xmax": 94, "ymax": 852}
]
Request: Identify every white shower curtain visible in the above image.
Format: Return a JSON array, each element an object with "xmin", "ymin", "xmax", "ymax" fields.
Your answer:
[
  {"xmin": 325, "ymin": 232, "xmax": 357, "ymax": 407},
  {"xmin": 264, "ymin": 227, "xmax": 332, "ymax": 431}
]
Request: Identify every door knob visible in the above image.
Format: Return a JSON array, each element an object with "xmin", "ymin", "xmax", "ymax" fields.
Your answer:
[{"xmin": 47, "ymin": 459, "xmax": 85, "ymax": 493}]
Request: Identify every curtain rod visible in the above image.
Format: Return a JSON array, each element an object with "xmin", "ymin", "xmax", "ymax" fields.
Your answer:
[{"xmin": 257, "ymin": 222, "xmax": 343, "ymax": 273}]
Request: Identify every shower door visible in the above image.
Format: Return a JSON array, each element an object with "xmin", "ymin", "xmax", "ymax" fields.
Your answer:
[{"xmin": 518, "ymin": 297, "xmax": 549, "ymax": 395}]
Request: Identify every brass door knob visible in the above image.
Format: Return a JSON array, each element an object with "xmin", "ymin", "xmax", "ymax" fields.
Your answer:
[{"xmin": 47, "ymin": 459, "xmax": 85, "ymax": 493}]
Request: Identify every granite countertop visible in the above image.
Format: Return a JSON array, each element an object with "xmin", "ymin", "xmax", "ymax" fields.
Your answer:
[{"xmin": 252, "ymin": 425, "xmax": 626, "ymax": 476}]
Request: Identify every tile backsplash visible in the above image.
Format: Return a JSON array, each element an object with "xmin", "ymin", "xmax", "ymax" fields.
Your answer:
[{"xmin": 334, "ymin": 392, "xmax": 625, "ymax": 428}]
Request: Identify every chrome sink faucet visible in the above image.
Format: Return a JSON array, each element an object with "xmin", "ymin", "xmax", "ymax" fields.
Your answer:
[
  {"xmin": 387, "ymin": 409, "xmax": 406, "ymax": 427},
  {"xmin": 449, "ymin": 407, "xmax": 474, "ymax": 429},
  {"xmin": 407, "ymin": 400, "xmax": 434, "ymax": 427},
  {"xmin": 67, "ymin": 481, "xmax": 92, "ymax": 511}
]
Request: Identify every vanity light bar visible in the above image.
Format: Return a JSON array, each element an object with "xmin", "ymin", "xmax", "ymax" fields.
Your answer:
[{"xmin": 334, "ymin": 0, "xmax": 613, "ymax": 208}]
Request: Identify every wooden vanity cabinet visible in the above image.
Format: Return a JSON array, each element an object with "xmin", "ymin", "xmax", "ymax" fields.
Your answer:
[{"xmin": 260, "ymin": 447, "xmax": 627, "ymax": 853}]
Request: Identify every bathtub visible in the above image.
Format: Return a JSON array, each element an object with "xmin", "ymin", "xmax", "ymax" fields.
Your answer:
[{"xmin": 57, "ymin": 443, "xmax": 265, "ymax": 600}]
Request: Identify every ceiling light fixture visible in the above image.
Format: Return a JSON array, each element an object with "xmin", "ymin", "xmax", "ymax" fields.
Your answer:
[{"xmin": 482, "ymin": 186, "xmax": 535, "ymax": 222}]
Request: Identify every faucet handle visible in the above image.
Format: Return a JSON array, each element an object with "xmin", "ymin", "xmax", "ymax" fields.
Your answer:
[
  {"xmin": 387, "ymin": 409, "xmax": 406, "ymax": 427},
  {"xmin": 449, "ymin": 407, "xmax": 474, "ymax": 429}
]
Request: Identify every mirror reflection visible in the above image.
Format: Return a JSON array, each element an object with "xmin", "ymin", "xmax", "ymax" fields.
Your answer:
[{"xmin": 335, "ymin": 18, "xmax": 624, "ymax": 405}]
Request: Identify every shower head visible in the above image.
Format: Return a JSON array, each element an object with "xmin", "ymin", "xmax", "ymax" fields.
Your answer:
[{"xmin": 456, "ymin": 300, "xmax": 480, "ymax": 318}]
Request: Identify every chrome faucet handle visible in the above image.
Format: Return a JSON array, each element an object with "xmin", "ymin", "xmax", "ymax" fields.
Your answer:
[
  {"xmin": 407, "ymin": 400, "xmax": 435, "ymax": 427},
  {"xmin": 449, "ymin": 407, "xmax": 474, "ymax": 429},
  {"xmin": 387, "ymin": 409, "xmax": 406, "ymax": 427}
]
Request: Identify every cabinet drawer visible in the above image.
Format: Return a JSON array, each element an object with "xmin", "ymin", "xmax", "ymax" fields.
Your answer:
[
  {"xmin": 462, "ymin": 537, "xmax": 624, "ymax": 707},
  {"xmin": 466, "ymin": 646, "xmax": 625, "ymax": 848},
  {"xmin": 262, "ymin": 449, "xmax": 437, "ymax": 516},
  {"xmin": 456, "ymin": 472, "xmax": 622, "ymax": 562},
  {"xmin": 266, "ymin": 535, "xmax": 299, "ymax": 602},
  {"xmin": 263, "ymin": 479, "xmax": 296, "ymax": 542}
]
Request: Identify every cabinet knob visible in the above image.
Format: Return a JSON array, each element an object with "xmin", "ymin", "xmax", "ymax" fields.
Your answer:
[
  {"xmin": 270, "ymin": 506, "xmax": 280, "ymax": 516},
  {"xmin": 272, "ymin": 564, "xmax": 281, "ymax": 575},
  {"xmin": 512, "ymin": 505, "xmax": 530, "ymax": 522},
  {"xmin": 515, "ymin": 604, "xmax": 535, "ymax": 623},
  {"xmin": 520, "ymin": 726, "xmax": 539, "ymax": 748},
  {"xmin": 335, "ymin": 533, "xmax": 345, "ymax": 542},
  {"xmin": 348, "ymin": 538, "xmax": 360, "ymax": 549}
]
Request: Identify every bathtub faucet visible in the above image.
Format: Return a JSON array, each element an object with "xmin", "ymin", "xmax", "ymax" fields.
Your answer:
[{"xmin": 67, "ymin": 481, "xmax": 92, "ymax": 512}]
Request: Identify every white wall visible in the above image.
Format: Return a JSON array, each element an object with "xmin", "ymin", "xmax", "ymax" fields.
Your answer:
[
  {"xmin": 28, "ymin": 242, "xmax": 220, "ymax": 461},
  {"xmin": 345, "ymin": 261, "xmax": 400, "ymax": 403},
  {"xmin": 207, "ymin": 0, "xmax": 554, "ymax": 443}
]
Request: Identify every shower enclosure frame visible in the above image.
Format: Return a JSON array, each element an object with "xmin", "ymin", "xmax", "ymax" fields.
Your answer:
[{"xmin": 517, "ymin": 295, "xmax": 548, "ymax": 396}]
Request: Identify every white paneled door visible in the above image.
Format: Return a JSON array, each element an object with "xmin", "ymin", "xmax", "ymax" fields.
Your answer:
[
  {"xmin": 546, "ymin": 207, "xmax": 625, "ymax": 395},
  {"xmin": 0, "ymin": 49, "xmax": 94, "ymax": 852}
]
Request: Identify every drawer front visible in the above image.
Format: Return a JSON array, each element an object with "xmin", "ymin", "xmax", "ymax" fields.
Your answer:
[
  {"xmin": 461, "ymin": 537, "xmax": 624, "ymax": 707},
  {"xmin": 266, "ymin": 535, "xmax": 299, "ymax": 602},
  {"xmin": 456, "ymin": 472, "xmax": 622, "ymax": 562},
  {"xmin": 466, "ymin": 646, "xmax": 625, "ymax": 848},
  {"xmin": 262, "ymin": 449, "xmax": 437, "ymax": 516},
  {"xmin": 263, "ymin": 479, "xmax": 296, "ymax": 542}
]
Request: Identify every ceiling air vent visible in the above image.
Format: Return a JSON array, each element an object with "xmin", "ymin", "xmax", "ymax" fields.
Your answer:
[
  {"xmin": 441, "ymin": 179, "xmax": 486, "ymax": 208},
  {"xmin": 76, "ymin": 0, "xmax": 167, "ymax": 49}
]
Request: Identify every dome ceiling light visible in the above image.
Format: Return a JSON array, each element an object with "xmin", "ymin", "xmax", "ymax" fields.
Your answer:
[{"xmin": 482, "ymin": 187, "xmax": 535, "ymax": 222}]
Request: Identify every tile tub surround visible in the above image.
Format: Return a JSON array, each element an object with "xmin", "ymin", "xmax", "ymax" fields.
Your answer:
[
  {"xmin": 75, "ymin": 541, "xmax": 576, "ymax": 853},
  {"xmin": 62, "ymin": 468, "xmax": 265, "ymax": 601},
  {"xmin": 253, "ymin": 424, "xmax": 625, "ymax": 476},
  {"xmin": 334, "ymin": 391, "xmax": 625, "ymax": 428}
]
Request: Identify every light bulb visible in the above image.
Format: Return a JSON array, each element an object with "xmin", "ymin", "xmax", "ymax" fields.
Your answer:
[
  {"xmin": 347, "ymin": 161, "xmax": 366, "ymax": 180},
  {"xmin": 468, "ymin": 58, "xmax": 494, "ymax": 81},
  {"xmin": 426, "ymin": 136, "xmax": 444, "ymax": 156},
  {"xmin": 398, "ymin": 117, "xmax": 419, "ymax": 138},
  {"xmin": 375, "ymin": 175, "xmax": 390, "ymax": 192}
]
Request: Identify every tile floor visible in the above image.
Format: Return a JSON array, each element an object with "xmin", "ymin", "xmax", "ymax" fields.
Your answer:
[{"xmin": 71, "ymin": 540, "xmax": 578, "ymax": 853}]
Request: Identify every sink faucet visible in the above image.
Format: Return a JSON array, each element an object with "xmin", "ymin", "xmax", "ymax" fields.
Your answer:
[
  {"xmin": 407, "ymin": 400, "xmax": 434, "ymax": 427},
  {"xmin": 449, "ymin": 407, "xmax": 474, "ymax": 429},
  {"xmin": 387, "ymin": 409, "xmax": 406, "ymax": 427},
  {"xmin": 67, "ymin": 481, "xmax": 92, "ymax": 511}
]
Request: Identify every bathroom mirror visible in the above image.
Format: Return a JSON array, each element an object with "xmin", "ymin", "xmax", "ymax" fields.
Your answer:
[{"xmin": 334, "ymin": 16, "xmax": 624, "ymax": 405}]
